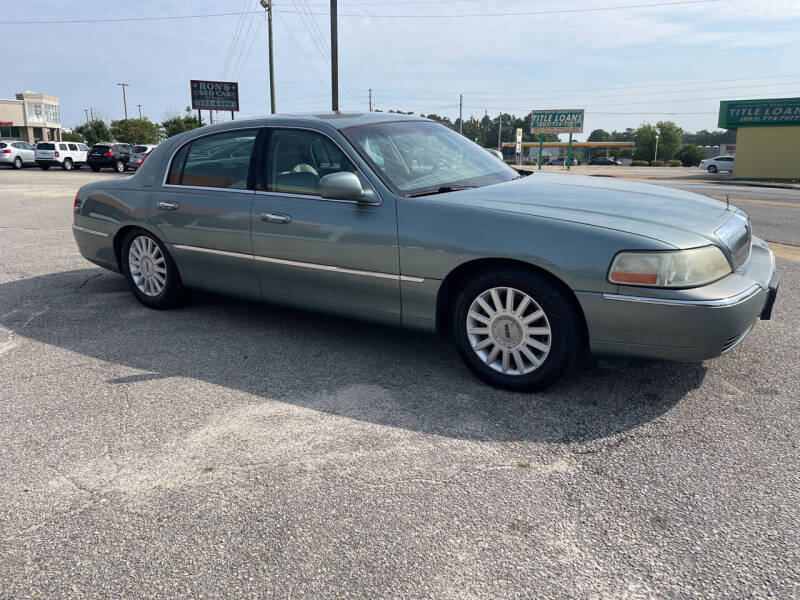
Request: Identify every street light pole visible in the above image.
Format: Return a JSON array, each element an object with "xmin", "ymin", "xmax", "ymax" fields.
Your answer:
[
  {"xmin": 259, "ymin": 0, "xmax": 276, "ymax": 114},
  {"xmin": 137, "ymin": 104, "xmax": 142, "ymax": 119},
  {"xmin": 116, "ymin": 83, "xmax": 129, "ymax": 120},
  {"xmin": 654, "ymin": 133, "xmax": 659, "ymax": 162},
  {"xmin": 330, "ymin": 0, "xmax": 338, "ymax": 111}
]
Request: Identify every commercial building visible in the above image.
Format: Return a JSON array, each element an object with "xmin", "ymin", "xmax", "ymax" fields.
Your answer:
[
  {"xmin": 0, "ymin": 91, "xmax": 62, "ymax": 143},
  {"xmin": 719, "ymin": 97, "xmax": 800, "ymax": 180}
]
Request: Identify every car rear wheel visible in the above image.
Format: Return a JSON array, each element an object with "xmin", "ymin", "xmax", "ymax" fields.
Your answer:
[
  {"xmin": 12, "ymin": 157, "xmax": 22, "ymax": 169},
  {"xmin": 62, "ymin": 158, "xmax": 73, "ymax": 171},
  {"xmin": 115, "ymin": 160, "xmax": 125, "ymax": 173},
  {"xmin": 451, "ymin": 267, "xmax": 583, "ymax": 391},
  {"xmin": 121, "ymin": 229, "xmax": 186, "ymax": 309},
  {"xmin": 708, "ymin": 165, "xmax": 718, "ymax": 173}
]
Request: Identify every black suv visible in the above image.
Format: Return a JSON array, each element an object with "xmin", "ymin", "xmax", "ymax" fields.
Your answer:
[{"xmin": 87, "ymin": 142, "xmax": 132, "ymax": 172}]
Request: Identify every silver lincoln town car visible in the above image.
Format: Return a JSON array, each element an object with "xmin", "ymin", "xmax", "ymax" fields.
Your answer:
[{"xmin": 72, "ymin": 113, "xmax": 780, "ymax": 391}]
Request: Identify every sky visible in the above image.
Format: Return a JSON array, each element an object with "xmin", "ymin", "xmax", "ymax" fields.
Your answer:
[{"xmin": 2, "ymin": 0, "xmax": 800, "ymax": 142}]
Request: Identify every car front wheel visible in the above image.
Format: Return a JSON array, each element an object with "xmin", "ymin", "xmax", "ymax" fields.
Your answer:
[
  {"xmin": 451, "ymin": 267, "xmax": 584, "ymax": 391},
  {"xmin": 708, "ymin": 165, "xmax": 718, "ymax": 173},
  {"xmin": 121, "ymin": 229, "xmax": 186, "ymax": 309}
]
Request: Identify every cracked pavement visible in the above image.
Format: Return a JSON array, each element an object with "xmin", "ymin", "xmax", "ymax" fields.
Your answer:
[{"xmin": 0, "ymin": 169, "xmax": 798, "ymax": 599}]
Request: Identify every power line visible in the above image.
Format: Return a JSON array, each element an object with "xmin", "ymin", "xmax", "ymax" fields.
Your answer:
[{"xmin": 0, "ymin": 1, "xmax": 726, "ymax": 25}]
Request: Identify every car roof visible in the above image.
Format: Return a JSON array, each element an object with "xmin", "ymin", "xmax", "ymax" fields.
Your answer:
[{"xmin": 201, "ymin": 111, "xmax": 428, "ymax": 132}]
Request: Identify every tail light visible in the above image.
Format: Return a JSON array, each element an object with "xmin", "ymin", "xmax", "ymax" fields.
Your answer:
[
  {"xmin": 74, "ymin": 187, "xmax": 82, "ymax": 218},
  {"xmin": 0, "ymin": 149, "xmax": 10, "ymax": 154},
  {"xmin": 55, "ymin": 151, "xmax": 60, "ymax": 157},
  {"xmin": 103, "ymin": 151, "xmax": 114, "ymax": 157}
]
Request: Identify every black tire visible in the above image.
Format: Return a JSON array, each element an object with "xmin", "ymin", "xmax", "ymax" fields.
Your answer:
[
  {"xmin": 62, "ymin": 158, "xmax": 73, "ymax": 171},
  {"xmin": 115, "ymin": 160, "xmax": 125, "ymax": 173},
  {"xmin": 708, "ymin": 165, "xmax": 718, "ymax": 173},
  {"xmin": 451, "ymin": 266, "xmax": 584, "ymax": 392},
  {"xmin": 90, "ymin": 166, "xmax": 101, "ymax": 172},
  {"xmin": 12, "ymin": 157, "xmax": 22, "ymax": 169},
  {"xmin": 121, "ymin": 229, "xmax": 186, "ymax": 309}
]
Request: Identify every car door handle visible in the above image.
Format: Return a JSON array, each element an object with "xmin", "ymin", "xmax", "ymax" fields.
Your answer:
[
  {"xmin": 158, "ymin": 201, "xmax": 180, "ymax": 210},
  {"xmin": 261, "ymin": 212, "xmax": 292, "ymax": 224}
]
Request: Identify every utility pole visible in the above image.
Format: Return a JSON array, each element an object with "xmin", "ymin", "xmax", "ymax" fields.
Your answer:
[
  {"xmin": 260, "ymin": 0, "xmax": 276, "ymax": 114},
  {"xmin": 84, "ymin": 109, "xmax": 89, "ymax": 125},
  {"xmin": 116, "ymin": 83, "xmax": 130, "ymax": 120},
  {"xmin": 330, "ymin": 0, "xmax": 338, "ymax": 111},
  {"xmin": 459, "ymin": 94, "xmax": 463, "ymax": 134},
  {"xmin": 654, "ymin": 133, "xmax": 660, "ymax": 162},
  {"xmin": 137, "ymin": 104, "xmax": 142, "ymax": 119},
  {"xmin": 497, "ymin": 114, "xmax": 502, "ymax": 151},
  {"xmin": 369, "ymin": 88, "xmax": 372, "ymax": 112},
  {"xmin": 90, "ymin": 108, "xmax": 94, "ymax": 121}
]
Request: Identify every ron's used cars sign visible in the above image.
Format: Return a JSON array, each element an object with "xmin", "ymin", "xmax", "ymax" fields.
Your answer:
[
  {"xmin": 190, "ymin": 80, "xmax": 240, "ymax": 111},
  {"xmin": 530, "ymin": 109, "xmax": 584, "ymax": 134}
]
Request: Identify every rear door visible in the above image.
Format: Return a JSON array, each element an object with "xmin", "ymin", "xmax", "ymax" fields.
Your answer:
[{"xmin": 149, "ymin": 128, "xmax": 261, "ymax": 297}]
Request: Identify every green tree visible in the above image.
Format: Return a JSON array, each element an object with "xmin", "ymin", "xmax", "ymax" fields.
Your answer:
[
  {"xmin": 109, "ymin": 118, "xmax": 162, "ymax": 145},
  {"xmin": 61, "ymin": 132, "xmax": 84, "ymax": 142},
  {"xmin": 676, "ymin": 144, "xmax": 706, "ymax": 167},
  {"xmin": 587, "ymin": 129, "xmax": 611, "ymax": 142},
  {"xmin": 162, "ymin": 109, "xmax": 202, "ymax": 139},
  {"xmin": 655, "ymin": 121, "xmax": 683, "ymax": 161},
  {"xmin": 633, "ymin": 123, "xmax": 658, "ymax": 161},
  {"xmin": 73, "ymin": 120, "xmax": 111, "ymax": 146}
]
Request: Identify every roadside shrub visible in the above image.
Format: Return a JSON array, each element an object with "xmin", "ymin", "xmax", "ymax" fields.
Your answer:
[
  {"xmin": 666, "ymin": 159, "xmax": 683, "ymax": 167},
  {"xmin": 631, "ymin": 160, "xmax": 649, "ymax": 166},
  {"xmin": 650, "ymin": 160, "xmax": 665, "ymax": 167},
  {"xmin": 676, "ymin": 144, "xmax": 706, "ymax": 167}
]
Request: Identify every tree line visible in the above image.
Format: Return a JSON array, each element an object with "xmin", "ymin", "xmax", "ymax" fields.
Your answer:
[
  {"xmin": 64, "ymin": 108, "xmax": 203, "ymax": 146},
  {"xmin": 64, "ymin": 106, "xmax": 736, "ymax": 167}
]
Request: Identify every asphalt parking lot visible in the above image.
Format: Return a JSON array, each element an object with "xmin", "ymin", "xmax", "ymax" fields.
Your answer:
[{"xmin": 1, "ymin": 168, "xmax": 798, "ymax": 599}]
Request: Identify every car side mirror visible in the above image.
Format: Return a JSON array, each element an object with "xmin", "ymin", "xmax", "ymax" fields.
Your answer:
[{"xmin": 319, "ymin": 172, "xmax": 370, "ymax": 202}]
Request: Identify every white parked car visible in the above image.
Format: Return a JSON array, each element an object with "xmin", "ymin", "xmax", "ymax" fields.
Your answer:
[
  {"xmin": 35, "ymin": 141, "xmax": 89, "ymax": 171},
  {"xmin": 699, "ymin": 155, "xmax": 734, "ymax": 173},
  {"xmin": 128, "ymin": 144, "xmax": 158, "ymax": 170}
]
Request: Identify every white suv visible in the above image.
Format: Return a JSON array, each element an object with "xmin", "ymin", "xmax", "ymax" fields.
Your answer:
[
  {"xmin": 129, "ymin": 144, "xmax": 158, "ymax": 170},
  {"xmin": 35, "ymin": 141, "xmax": 89, "ymax": 171}
]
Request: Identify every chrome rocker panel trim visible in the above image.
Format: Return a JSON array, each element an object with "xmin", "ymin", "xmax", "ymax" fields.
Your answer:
[
  {"xmin": 72, "ymin": 224, "xmax": 110, "ymax": 237},
  {"xmin": 172, "ymin": 243, "xmax": 425, "ymax": 283}
]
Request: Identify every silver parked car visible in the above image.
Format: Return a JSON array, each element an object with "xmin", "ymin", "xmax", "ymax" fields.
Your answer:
[
  {"xmin": 72, "ymin": 113, "xmax": 779, "ymax": 391},
  {"xmin": 129, "ymin": 144, "xmax": 158, "ymax": 170},
  {"xmin": 0, "ymin": 140, "xmax": 36, "ymax": 169}
]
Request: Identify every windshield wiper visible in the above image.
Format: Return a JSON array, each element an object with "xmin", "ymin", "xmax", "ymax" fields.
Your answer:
[{"xmin": 407, "ymin": 185, "xmax": 476, "ymax": 197}]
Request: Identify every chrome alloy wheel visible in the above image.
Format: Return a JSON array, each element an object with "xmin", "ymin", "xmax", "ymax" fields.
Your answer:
[
  {"xmin": 466, "ymin": 286, "xmax": 551, "ymax": 375},
  {"xmin": 128, "ymin": 235, "xmax": 167, "ymax": 297}
]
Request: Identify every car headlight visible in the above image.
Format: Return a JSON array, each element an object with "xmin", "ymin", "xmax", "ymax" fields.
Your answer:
[{"xmin": 608, "ymin": 245, "xmax": 732, "ymax": 288}]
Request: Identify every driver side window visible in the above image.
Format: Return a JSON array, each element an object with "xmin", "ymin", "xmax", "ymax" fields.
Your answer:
[{"xmin": 263, "ymin": 129, "xmax": 356, "ymax": 196}]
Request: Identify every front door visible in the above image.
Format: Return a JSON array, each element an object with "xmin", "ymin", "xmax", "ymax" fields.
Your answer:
[
  {"xmin": 149, "ymin": 128, "xmax": 260, "ymax": 297},
  {"xmin": 250, "ymin": 128, "xmax": 400, "ymax": 323}
]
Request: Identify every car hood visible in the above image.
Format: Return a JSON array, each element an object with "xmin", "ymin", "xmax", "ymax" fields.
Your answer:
[{"xmin": 436, "ymin": 172, "xmax": 736, "ymax": 248}]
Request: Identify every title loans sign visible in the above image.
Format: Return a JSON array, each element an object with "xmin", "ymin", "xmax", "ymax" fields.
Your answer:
[
  {"xmin": 530, "ymin": 109, "xmax": 584, "ymax": 134},
  {"xmin": 190, "ymin": 80, "xmax": 240, "ymax": 111},
  {"xmin": 719, "ymin": 98, "xmax": 800, "ymax": 128}
]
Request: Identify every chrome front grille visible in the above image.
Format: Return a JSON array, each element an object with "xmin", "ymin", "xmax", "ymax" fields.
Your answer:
[{"xmin": 715, "ymin": 210, "xmax": 752, "ymax": 269}]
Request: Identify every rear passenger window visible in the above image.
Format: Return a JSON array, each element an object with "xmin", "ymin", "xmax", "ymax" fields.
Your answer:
[
  {"xmin": 59, "ymin": 143, "xmax": 68, "ymax": 151},
  {"xmin": 264, "ymin": 129, "xmax": 356, "ymax": 196},
  {"xmin": 177, "ymin": 130, "xmax": 256, "ymax": 189},
  {"xmin": 68, "ymin": 143, "xmax": 78, "ymax": 151}
]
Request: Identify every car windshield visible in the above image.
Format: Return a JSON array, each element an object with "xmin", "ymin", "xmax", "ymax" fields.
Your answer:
[
  {"xmin": 38, "ymin": 143, "xmax": 55, "ymax": 150},
  {"xmin": 92, "ymin": 145, "xmax": 110, "ymax": 151},
  {"xmin": 132, "ymin": 145, "xmax": 150, "ymax": 153},
  {"xmin": 342, "ymin": 120, "xmax": 518, "ymax": 196}
]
